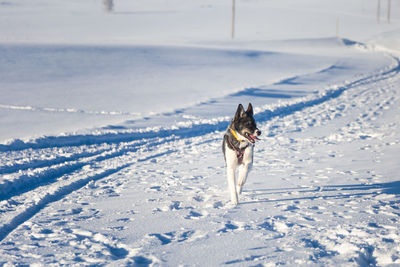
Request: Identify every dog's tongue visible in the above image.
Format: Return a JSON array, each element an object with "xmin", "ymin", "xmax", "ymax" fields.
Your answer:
[{"xmin": 250, "ymin": 134, "xmax": 260, "ymax": 141}]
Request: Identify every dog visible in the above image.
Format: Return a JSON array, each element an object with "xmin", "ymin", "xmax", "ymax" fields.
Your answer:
[{"xmin": 222, "ymin": 103, "xmax": 261, "ymax": 205}]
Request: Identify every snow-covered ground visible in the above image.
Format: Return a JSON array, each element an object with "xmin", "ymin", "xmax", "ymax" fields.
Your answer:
[{"xmin": 1, "ymin": 0, "xmax": 400, "ymax": 265}]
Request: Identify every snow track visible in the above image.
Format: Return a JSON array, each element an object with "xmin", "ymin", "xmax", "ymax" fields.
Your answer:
[
  {"xmin": 0, "ymin": 136, "xmax": 177, "ymax": 241},
  {"xmin": 1, "ymin": 47, "xmax": 400, "ymax": 265}
]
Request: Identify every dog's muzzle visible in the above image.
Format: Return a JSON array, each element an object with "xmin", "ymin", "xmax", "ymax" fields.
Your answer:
[{"xmin": 244, "ymin": 129, "xmax": 261, "ymax": 143}]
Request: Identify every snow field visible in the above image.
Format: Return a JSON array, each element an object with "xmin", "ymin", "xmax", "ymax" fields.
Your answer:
[
  {"xmin": 1, "ymin": 0, "xmax": 400, "ymax": 265},
  {"xmin": 1, "ymin": 43, "xmax": 400, "ymax": 265}
]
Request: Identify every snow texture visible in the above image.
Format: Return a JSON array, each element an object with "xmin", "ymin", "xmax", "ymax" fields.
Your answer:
[{"xmin": 1, "ymin": 0, "xmax": 400, "ymax": 266}]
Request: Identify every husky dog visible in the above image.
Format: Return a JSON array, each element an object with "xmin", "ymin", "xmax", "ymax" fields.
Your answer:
[{"xmin": 222, "ymin": 103, "xmax": 261, "ymax": 205}]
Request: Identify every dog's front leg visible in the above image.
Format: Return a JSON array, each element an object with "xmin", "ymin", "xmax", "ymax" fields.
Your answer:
[
  {"xmin": 237, "ymin": 163, "xmax": 251, "ymax": 195},
  {"xmin": 237, "ymin": 146, "xmax": 253, "ymax": 195},
  {"xmin": 226, "ymin": 166, "xmax": 238, "ymax": 205}
]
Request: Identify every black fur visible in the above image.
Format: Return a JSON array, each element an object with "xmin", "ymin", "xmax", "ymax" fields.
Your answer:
[{"xmin": 222, "ymin": 103, "xmax": 260, "ymax": 163}]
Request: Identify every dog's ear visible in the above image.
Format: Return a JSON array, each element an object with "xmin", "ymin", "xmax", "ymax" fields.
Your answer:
[
  {"xmin": 246, "ymin": 103, "xmax": 253, "ymax": 116},
  {"xmin": 234, "ymin": 104, "xmax": 245, "ymax": 120}
]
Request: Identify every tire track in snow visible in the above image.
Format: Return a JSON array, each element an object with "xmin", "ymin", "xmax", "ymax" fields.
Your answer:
[
  {"xmin": 0, "ymin": 136, "xmax": 175, "ymax": 203},
  {"xmin": 0, "ymin": 163, "xmax": 131, "ymax": 241},
  {"xmin": 0, "ymin": 144, "xmax": 177, "ymax": 242},
  {"xmin": 0, "ymin": 147, "xmax": 108, "ymax": 175},
  {"xmin": 0, "ymin": 135, "xmax": 178, "ymax": 199}
]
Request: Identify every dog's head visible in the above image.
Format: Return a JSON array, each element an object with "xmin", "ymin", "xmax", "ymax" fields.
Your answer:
[{"xmin": 231, "ymin": 103, "xmax": 261, "ymax": 143}]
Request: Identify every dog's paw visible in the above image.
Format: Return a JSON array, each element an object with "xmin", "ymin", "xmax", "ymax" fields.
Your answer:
[
  {"xmin": 230, "ymin": 188, "xmax": 239, "ymax": 205},
  {"xmin": 232, "ymin": 197, "xmax": 239, "ymax": 206}
]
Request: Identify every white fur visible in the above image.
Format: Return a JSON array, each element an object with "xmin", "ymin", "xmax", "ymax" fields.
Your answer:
[{"xmin": 224, "ymin": 132, "xmax": 255, "ymax": 205}]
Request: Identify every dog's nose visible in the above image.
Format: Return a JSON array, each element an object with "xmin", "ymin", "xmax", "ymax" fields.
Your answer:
[{"xmin": 256, "ymin": 129, "xmax": 261, "ymax": 136}]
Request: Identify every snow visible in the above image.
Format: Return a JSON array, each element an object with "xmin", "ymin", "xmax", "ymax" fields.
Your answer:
[{"xmin": 1, "ymin": 0, "xmax": 400, "ymax": 266}]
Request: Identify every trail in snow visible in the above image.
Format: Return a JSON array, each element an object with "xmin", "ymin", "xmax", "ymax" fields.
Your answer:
[{"xmin": 1, "ymin": 41, "xmax": 400, "ymax": 265}]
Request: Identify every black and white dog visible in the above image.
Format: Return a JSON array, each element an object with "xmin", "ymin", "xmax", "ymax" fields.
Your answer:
[{"xmin": 222, "ymin": 103, "xmax": 261, "ymax": 205}]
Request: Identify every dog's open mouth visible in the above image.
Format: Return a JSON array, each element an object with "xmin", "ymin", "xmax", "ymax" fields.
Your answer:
[{"xmin": 244, "ymin": 132, "xmax": 260, "ymax": 143}]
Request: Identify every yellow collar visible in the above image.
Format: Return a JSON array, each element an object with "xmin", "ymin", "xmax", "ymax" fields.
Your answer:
[{"xmin": 230, "ymin": 128, "xmax": 245, "ymax": 142}]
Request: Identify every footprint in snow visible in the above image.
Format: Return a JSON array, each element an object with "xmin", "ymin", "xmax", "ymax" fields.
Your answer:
[
  {"xmin": 213, "ymin": 201, "xmax": 224, "ymax": 209},
  {"xmin": 192, "ymin": 195, "xmax": 204, "ymax": 202},
  {"xmin": 224, "ymin": 254, "xmax": 265, "ymax": 265},
  {"xmin": 147, "ymin": 185, "xmax": 162, "ymax": 192},
  {"xmin": 218, "ymin": 223, "xmax": 239, "ymax": 233},
  {"xmin": 169, "ymin": 201, "xmax": 183, "ymax": 210},
  {"xmin": 184, "ymin": 210, "xmax": 203, "ymax": 220},
  {"xmin": 159, "ymin": 201, "xmax": 184, "ymax": 211},
  {"xmin": 148, "ymin": 230, "xmax": 196, "ymax": 245},
  {"xmin": 257, "ymin": 217, "xmax": 294, "ymax": 235},
  {"xmin": 283, "ymin": 204, "xmax": 299, "ymax": 211},
  {"xmin": 217, "ymin": 221, "xmax": 249, "ymax": 233},
  {"xmin": 116, "ymin": 217, "xmax": 131, "ymax": 223},
  {"xmin": 130, "ymin": 256, "xmax": 153, "ymax": 266}
]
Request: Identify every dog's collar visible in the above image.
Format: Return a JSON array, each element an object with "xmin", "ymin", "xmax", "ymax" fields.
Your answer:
[{"xmin": 230, "ymin": 128, "xmax": 246, "ymax": 143}]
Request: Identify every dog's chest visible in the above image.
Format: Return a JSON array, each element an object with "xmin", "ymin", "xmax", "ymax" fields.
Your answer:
[
  {"xmin": 241, "ymin": 145, "xmax": 254, "ymax": 164},
  {"xmin": 225, "ymin": 142, "xmax": 253, "ymax": 165}
]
